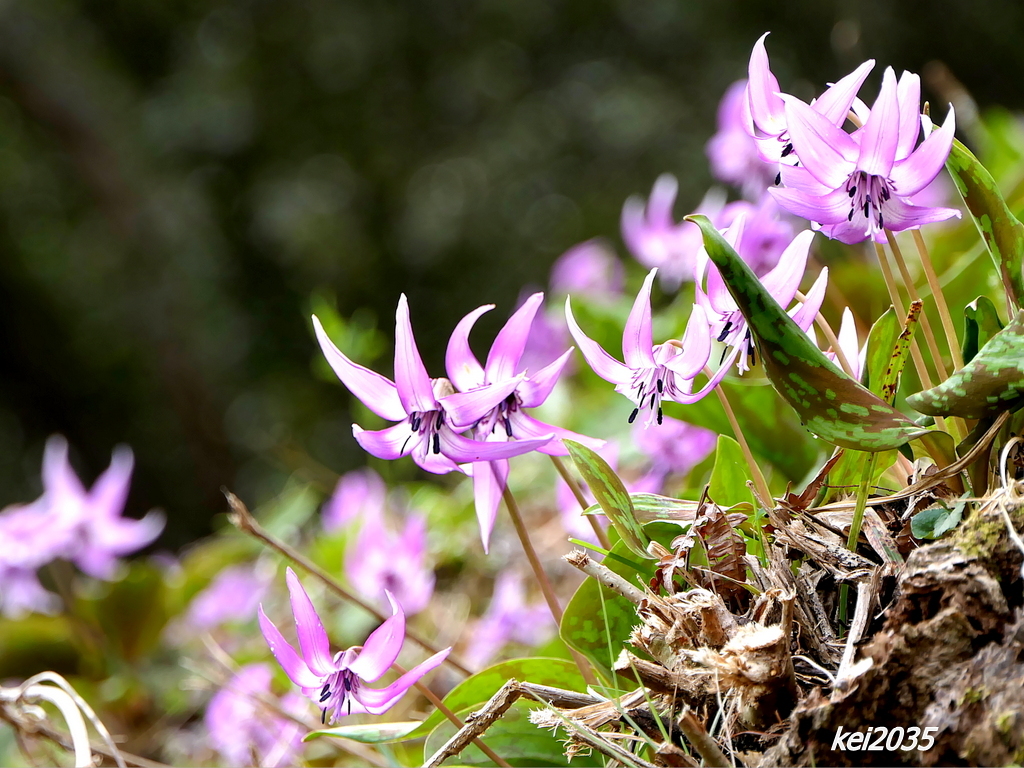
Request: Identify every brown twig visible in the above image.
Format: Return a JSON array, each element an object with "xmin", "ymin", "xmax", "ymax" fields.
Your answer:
[{"xmin": 564, "ymin": 550, "xmax": 648, "ymax": 605}]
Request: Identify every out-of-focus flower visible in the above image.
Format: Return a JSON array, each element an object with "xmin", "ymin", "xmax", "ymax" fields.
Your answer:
[
  {"xmin": 0, "ymin": 501, "xmax": 62, "ymax": 617},
  {"xmin": 313, "ymin": 296, "xmax": 554, "ymax": 477},
  {"xmin": 463, "ymin": 571, "xmax": 554, "ymax": 669},
  {"xmin": 822, "ymin": 308, "xmax": 866, "ymax": 381},
  {"xmin": 745, "ymin": 32, "xmax": 874, "ymax": 165},
  {"xmin": 695, "ymin": 224, "xmax": 827, "ymax": 374},
  {"xmin": 566, "ymin": 269, "xmax": 731, "ymax": 427},
  {"xmin": 321, "ymin": 467, "xmax": 387, "ymax": 532},
  {"xmin": 632, "ymin": 415, "xmax": 716, "ymax": 491},
  {"xmin": 186, "ymin": 564, "xmax": 269, "ymax": 630},
  {"xmin": 346, "ymin": 512, "xmax": 435, "ymax": 615},
  {"xmin": 549, "ymin": 239, "xmax": 624, "ymax": 302},
  {"xmin": 771, "ymin": 68, "xmax": 960, "ymax": 243},
  {"xmin": 621, "ymin": 175, "xmax": 704, "ymax": 289},
  {"xmin": 441, "ymin": 293, "xmax": 601, "ymax": 550},
  {"xmin": 706, "ymin": 80, "xmax": 777, "ymax": 199},
  {"xmin": 205, "ymin": 663, "xmax": 306, "ymax": 768},
  {"xmin": 259, "ymin": 568, "xmax": 449, "ymax": 723},
  {"xmin": 518, "ymin": 294, "xmax": 574, "ymax": 375}
]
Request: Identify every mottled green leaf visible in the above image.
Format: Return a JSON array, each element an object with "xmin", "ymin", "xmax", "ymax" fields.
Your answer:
[
  {"xmin": 945, "ymin": 138, "xmax": 1024, "ymax": 310},
  {"xmin": 564, "ymin": 440, "xmax": 651, "ymax": 559},
  {"xmin": 962, "ymin": 296, "xmax": 1004, "ymax": 364},
  {"xmin": 907, "ymin": 309, "xmax": 1024, "ymax": 418},
  {"xmin": 306, "ymin": 721, "xmax": 424, "ymax": 744},
  {"xmin": 686, "ymin": 215, "xmax": 932, "ymax": 451},
  {"xmin": 708, "ymin": 435, "xmax": 755, "ymax": 508}
]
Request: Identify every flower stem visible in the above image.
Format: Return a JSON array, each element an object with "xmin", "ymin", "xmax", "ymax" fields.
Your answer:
[
  {"xmin": 549, "ymin": 455, "xmax": 612, "ymax": 550},
  {"xmin": 500, "ymin": 484, "xmax": 598, "ymax": 686},
  {"xmin": 872, "ymin": 240, "xmax": 934, "ymax": 388},
  {"xmin": 224, "ymin": 490, "xmax": 473, "ymax": 677},
  {"xmin": 838, "ymin": 450, "xmax": 879, "ymax": 626},
  {"xmin": 706, "ymin": 370, "xmax": 773, "ymax": 508},
  {"xmin": 911, "ymin": 228, "xmax": 965, "ymax": 371}
]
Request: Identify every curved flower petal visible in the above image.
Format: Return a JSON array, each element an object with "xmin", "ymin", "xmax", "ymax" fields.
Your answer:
[
  {"xmin": 394, "ymin": 295, "xmax": 437, "ymax": 415},
  {"xmin": 856, "ymin": 67, "xmax": 899, "ymax": 177},
  {"xmin": 758, "ymin": 229, "xmax": 817, "ymax": 308},
  {"xmin": 348, "ymin": 591, "xmax": 405, "ymax": 682},
  {"xmin": 783, "ymin": 96, "xmax": 858, "ymax": 188},
  {"xmin": 470, "ymin": 460, "xmax": 508, "ymax": 552},
  {"xmin": 410, "ymin": 438, "xmax": 462, "ymax": 475},
  {"xmin": 645, "ymin": 174, "xmax": 679, "ymax": 226},
  {"xmin": 895, "ymin": 71, "xmax": 922, "ymax": 160},
  {"xmin": 313, "ymin": 316, "xmax": 406, "ymax": 422},
  {"xmin": 284, "ymin": 568, "xmax": 335, "ymax": 678},
  {"xmin": 42, "ymin": 435, "xmax": 86, "ymax": 504},
  {"xmin": 439, "ymin": 430, "xmax": 553, "ymax": 463},
  {"xmin": 356, "ymin": 648, "xmax": 451, "ymax": 715},
  {"xmin": 812, "ymin": 59, "xmax": 875, "ymax": 126},
  {"xmin": 446, "ymin": 305, "xmax": 491, "ymax": 392},
  {"xmin": 508, "ymin": 411, "xmax": 604, "ymax": 455},
  {"xmin": 889, "ymin": 107, "xmax": 956, "ymax": 197},
  {"xmin": 769, "ymin": 186, "xmax": 852, "ymax": 226},
  {"xmin": 746, "ymin": 33, "xmax": 785, "ymax": 136},
  {"xmin": 788, "ymin": 267, "xmax": 829, "ymax": 332},
  {"xmin": 662, "ymin": 305, "xmax": 712, "ymax": 380},
  {"xmin": 486, "ymin": 293, "xmax": 543, "ymax": 381},
  {"xmin": 88, "ymin": 446, "xmax": 134, "ymax": 521},
  {"xmin": 352, "ymin": 422, "xmax": 415, "ymax": 461},
  {"xmin": 440, "ymin": 376, "xmax": 525, "ymax": 429},
  {"xmin": 565, "ymin": 297, "xmax": 632, "ymax": 386},
  {"xmin": 623, "ymin": 269, "xmax": 658, "ymax": 369},
  {"xmin": 517, "ymin": 348, "xmax": 572, "ymax": 408},
  {"xmin": 669, "ymin": 348, "xmax": 740, "ymax": 404},
  {"xmin": 258, "ymin": 606, "xmax": 322, "ymax": 689},
  {"xmin": 873, "ymin": 197, "xmax": 961, "ymax": 231}
]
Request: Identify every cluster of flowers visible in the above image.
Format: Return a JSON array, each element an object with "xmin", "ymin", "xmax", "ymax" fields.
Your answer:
[{"xmin": 0, "ymin": 436, "xmax": 164, "ymax": 618}]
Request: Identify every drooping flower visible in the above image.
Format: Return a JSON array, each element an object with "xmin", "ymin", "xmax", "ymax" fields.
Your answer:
[
  {"xmin": 695, "ymin": 223, "xmax": 828, "ymax": 374},
  {"xmin": 566, "ymin": 268, "xmax": 731, "ymax": 427},
  {"xmin": 440, "ymin": 293, "xmax": 603, "ymax": 550},
  {"xmin": 770, "ymin": 67, "xmax": 960, "ymax": 243},
  {"xmin": 186, "ymin": 564, "xmax": 270, "ymax": 630},
  {"xmin": 632, "ymin": 415, "xmax": 716, "ymax": 492},
  {"xmin": 549, "ymin": 239, "xmax": 624, "ymax": 302},
  {"xmin": 706, "ymin": 80, "xmax": 777, "ymax": 199},
  {"xmin": 0, "ymin": 501, "xmax": 63, "ymax": 617},
  {"xmin": 321, "ymin": 467, "xmax": 387, "ymax": 533},
  {"xmin": 312, "ymin": 296, "xmax": 554, "ymax": 477},
  {"xmin": 745, "ymin": 32, "xmax": 874, "ymax": 166},
  {"xmin": 259, "ymin": 568, "xmax": 449, "ymax": 723},
  {"xmin": 346, "ymin": 511, "xmax": 435, "ymax": 615},
  {"xmin": 463, "ymin": 571, "xmax": 554, "ymax": 670},
  {"xmin": 204, "ymin": 663, "xmax": 307, "ymax": 767}
]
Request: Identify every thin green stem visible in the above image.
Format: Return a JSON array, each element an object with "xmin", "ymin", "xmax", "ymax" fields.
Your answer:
[
  {"xmin": 706, "ymin": 371, "xmax": 772, "ymax": 508},
  {"xmin": 912, "ymin": 228, "xmax": 965, "ymax": 371},
  {"xmin": 549, "ymin": 455, "xmax": 611, "ymax": 550}
]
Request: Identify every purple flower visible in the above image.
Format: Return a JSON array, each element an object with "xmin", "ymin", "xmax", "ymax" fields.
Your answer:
[
  {"xmin": 259, "ymin": 568, "xmax": 449, "ymax": 723},
  {"xmin": 321, "ymin": 467, "xmax": 387, "ymax": 533},
  {"xmin": 566, "ymin": 269, "xmax": 731, "ymax": 427},
  {"xmin": 820, "ymin": 307, "xmax": 865, "ymax": 381},
  {"xmin": 632, "ymin": 415, "xmax": 716, "ymax": 491},
  {"xmin": 440, "ymin": 293, "xmax": 602, "ymax": 550},
  {"xmin": 621, "ymin": 175, "xmax": 705, "ymax": 289},
  {"xmin": 346, "ymin": 512, "xmax": 435, "ymax": 615},
  {"xmin": 41, "ymin": 436, "xmax": 165, "ymax": 580},
  {"xmin": 549, "ymin": 239, "xmax": 624, "ymax": 301},
  {"xmin": 0, "ymin": 501, "xmax": 63, "ymax": 617},
  {"xmin": 715, "ymin": 195, "xmax": 798, "ymax": 276},
  {"xmin": 706, "ymin": 80, "xmax": 777, "ymax": 199},
  {"xmin": 463, "ymin": 571, "xmax": 554, "ymax": 670},
  {"xmin": 313, "ymin": 296, "xmax": 554, "ymax": 477},
  {"xmin": 695, "ymin": 223, "xmax": 827, "ymax": 374},
  {"xmin": 770, "ymin": 67, "xmax": 960, "ymax": 243},
  {"xmin": 186, "ymin": 564, "xmax": 269, "ymax": 630},
  {"xmin": 745, "ymin": 32, "xmax": 874, "ymax": 166},
  {"xmin": 205, "ymin": 663, "xmax": 307, "ymax": 767},
  {"xmin": 517, "ymin": 295, "xmax": 575, "ymax": 376}
]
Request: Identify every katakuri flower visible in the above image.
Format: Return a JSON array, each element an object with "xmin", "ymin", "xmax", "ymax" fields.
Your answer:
[
  {"xmin": 549, "ymin": 239, "xmax": 624, "ymax": 301},
  {"xmin": 770, "ymin": 67, "xmax": 960, "ymax": 243},
  {"xmin": 312, "ymin": 295, "xmax": 554, "ymax": 477},
  {"xmin": 566, "ymin": 268, "xmax": 732, "ymax": 427},
  {"xmin": 463, "ymin": 571, "xmax": 554, "ymax": 669},
  {"xmin": 186, "ymin": 564, "xmax": 269, "ymax": 630},
  {"xmin": 321, "ymin": 467, "xmax": 387, "ymax": 533},
  {"xmin": 440, "ymin": 293, "xmax": 602, "ymax": 550},
  {"xmin": 621, "ymin": 175, "xmax": 702, "ymax": 289},
  {"xmin": 0, "ymin": 500, "xmax": 64, "ymax": 617},
  {"xmin": 346, "ymin": 511, "xmax": 435, "ymax": 615},
  {"xmin": 706, "ymin": 79, "xmax": 777, "ymax": 199},
  {"xmin": 259, "ymin": 567, "xmax": 449, "ymax": 723}
]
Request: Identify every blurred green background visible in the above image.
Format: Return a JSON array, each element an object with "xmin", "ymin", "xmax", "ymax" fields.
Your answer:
[{"xmin": 2, "ymin": 0, "xmax": 1023, "ymax": 547}]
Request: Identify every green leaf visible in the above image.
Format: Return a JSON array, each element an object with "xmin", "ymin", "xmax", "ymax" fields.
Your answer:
[
  {"xmin": 707, "ymin": 435, "xmax": 755, "ymax": 508},
  {"xmin": 564, "ymin": 440, "xmax": 651, "ymax": 559},
  {"xmin": 306, "ymin": 721, "xmax": 424, "ymax": 744},
  {"xmin": 911, "ymin": 499, "xmax": 966, "ymax": 539},
  {"xmin": 962, "ymin": 296, "xmax": 1004, "ymax": 364},
  {"xmin": 945, "ymin": 137, "xmax": 1024, "ymax": 311},
  {"xmin": 561, "ymin": 539, "xmax": 648, "ymax": 676},
  {"xmin": 686, "ymin": 214, "xmax": 932, "ymax": 451},
  {"xmin": 907, "ymin": 309, "xmax": 1024, "ymax": 419},
  {"xmin": 861, "ymin": 307, "xmax": 900, "ymax": 395}
]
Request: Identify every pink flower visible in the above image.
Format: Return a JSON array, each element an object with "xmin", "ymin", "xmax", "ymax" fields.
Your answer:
[
  {"xmin": 549, "ymin": 239, "xmax": 624, "ymax": 301},
  {"xmin": 346, "ymin": 512, "xmax": 435, "ymax": 616},
  {"xmin": 321, "ymin": 467, "xmax": 387, "ymax": 532},
  {"xmin": 706, "ymin": 80, "xmax": 777, "ymax": 199},
  {"xmin": 463, "ymin": 571, "xmax": 554, "ymax": 669}
]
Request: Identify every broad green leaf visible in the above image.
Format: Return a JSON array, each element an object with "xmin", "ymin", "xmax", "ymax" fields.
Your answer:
[
  {"xmin": 564, "ymin": 440, "xmax": 651, "ymax": 559},
  {"xmin": 686, "ymin": 215, "xmax": 932, "ymax": 451},
  {"xmin": 306, "ymin": 721, "xmax": 424, "ymax": 744},
  {"xmin": 907, "ymin": 309, "xmax": 1024, "ymax": 418},
  {"xmin": 561, "ymin": 538, "xmax": 649, "ymax": 676},
  {"xmin": 911, "ymin": 498, "xmax": 967, "ymax": 539},
  {"xmin": 708, "ymin": 435, "xmax": 755, "ymax": 508},
  {"xmin": 962, "ymin": 296, "xmax": 1004, "ymax": 364},
  {"xmin": 861, "ymin": 307, "xmax": 900, "ymax": 394},
  {"xmin": 945, "ymin": 137, "xmax": 1024, "ymax": 311}
]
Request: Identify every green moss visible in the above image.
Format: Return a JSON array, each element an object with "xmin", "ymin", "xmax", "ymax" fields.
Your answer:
[{"xmin": 959, "ymin": 686, "xmax": 989, "ymax": 705}]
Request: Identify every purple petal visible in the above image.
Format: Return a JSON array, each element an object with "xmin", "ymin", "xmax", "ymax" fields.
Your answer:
[
  {"xmin": 285, "ymin": 568, "xmax": 335, "ymax": 678},
  {"xmin": 439, "ymin": 430, "xmax": 553, "ymax": 463},
  {"xmin": 670, "ymin": 349, "xmax": 739, "ymax": 404},
  {"xmin": 313, "ymin": 316, "xmax": 406, "ymax": 422},
  {"xmin": 440, "ymin": 376, "xmax": 525, "ymax": 429},
  {"xmin": 353, "ymin": 422, "xmax": 415, "ymax": 461},
  {"xmin": 645, "ymin": 174, "xmax": 679, "ymax": 226},
  {"xmin": 507, "ymin": 411, "xmax": 604, "ymax": 455},
  {"xmin": 759, "ymin": 229, "xmax": 816, "ymax": 307},
  {"xmin": 889, "ymin": 108, "xmax": 956, "ymax": 197},
  {"xmin": 778, "ymin": 163, "xmax": 834, "ymax": 196},
  {"xmin": 517, "ymin": 349, "xmax": 571, "ymax": 408},
  {"xmin": 471, "ymin": 460, "xmax": 508, "ymax": 552},
  {"xmin": 769, "ymin": 186, "xmax": 853, "ymax": 226},
  {"xmin": 88, "ymin": 445, "xmax": 134, "ymax": 520},
  {"xmin": 355, "ymin": 648, "xmax": 451, "ymax": 715},
  {"xmin": 564, "ymin": 297, "xmax": 633, "ymax": 386},
  {"xmin": 662, "ymin": 305, "xmax": 712, "ymax": 380},
  {"xmin": 856, "ymin": 67, "xmax": 899, "ymax": 177},
  {"xmin": 622, "ymin": 269, "xmax": 658, "ymax": 369},
  {"xmin": 788, "ymin": 267, "xmax": 829, "ymax": 332},
  {"xmin": 486, "ymin": 293, "xmax": 543, "ymax": 381},
  {"xmin": 782, "ymin": 97, "xmax": 857, "ymax": 188},
  {"xmin": 895, "ymin": 71, "xmax": 922, "ymax": 160},
  {"xmin": 446, "ymin": 305, "xmax": 491, "ymax": 392},
  {"xmin": 812, "ymin": 59, "xmax": 874, "ymax": 126},
  {"xmin": 348, "ymin": 591, "xmax": 405, "ymax": 682},
  {"xmin": 394, "ymin": 295, "xmax": 437, "ymax": 415},
  {"xmin": 42, "ymin": 435, "xmax": 86, "ymax": 503},
  {"xmin": 410, "ymin": 437, "xmax": 462, "ymax": 475},
  {"xmin": 877, "ymin": 197, "xmax": 962, "ymax": 232},
  {"xmin": 258, "ymin": 605, "xmax": 322, "ymax": 689},
  {"xmin": 746, "ymin": 33, "xmax": 786, "ymax": 136}
]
